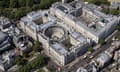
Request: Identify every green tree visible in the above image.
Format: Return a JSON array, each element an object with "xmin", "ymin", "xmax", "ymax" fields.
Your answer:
[
  {"xmin": 0, "ymin": 0, "xmax": 60, "ymax": 20},
  {"xmin": 23, "ymin": 64, "xmax": 31, "ymax": 72},
  {"xmin": 87, "ymin": 47, "xmax": 93, "ymax": 52},
  {"xmin": 116, "ymin": 25, "xmax": 120, "ymax": 31},
  {"xmin": 98, "ymin": 39, "xmax": 106, "ymax": 45},
  {"xmin": 40, "ymin": 0, "xmax": 52, "ymax": 9},
  {"xmin": 17, "ymin": 66, "xmax": 24, "ymax": 72},
  {"xmin": 15, "ymin": 57, "xmax": 24, "ymax": 66},
  {"xmin": 37, "ymin": 55, "xmax": 45, "ymax": 66},
  {"xmin": 0, "ymin": 0, "xmax": 9, "ymax": 7},
  {"xmin": 33, "ymin": 40, "xmax": 42, "ymax": 52},
  {"xmin": 38, "ymin": 69, "xmax": 44, "ymax": 72},
  {"xmin": 10, "ymin": 0, "xmax": 18, "ymax": 8},
  {"xmin": 18, "ymin": 0, "xmax": 26, "ymax": 7},
  {"xmin": 26, "ymin": 0, "xmax": 34, "ymax": 7},
  {"xmin": 32, "ymin": 4, "xmax": 41, "ymax": 11},
  {"xmin": 116, "ymin": 35, "xmax": 120, "ymax": 40},
  {"xmin": 0, "ymin": 1, "xmax": 4, "ymax": 7},
  {"xmin": 17, "ymin": 55, "xmax": 45, "ymax": 72},
  {"xmin": 25, "ymin": 7, "xmax": 32, "ymax": 13},
  {"xmin": 0, "ymin": 7, "xmax": 3, "ymax": 16}
]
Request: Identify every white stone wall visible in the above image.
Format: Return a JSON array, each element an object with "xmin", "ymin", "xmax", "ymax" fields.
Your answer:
[{"xmin": 49, "ymin": 46, "xmax": 65, "ymax": 65}]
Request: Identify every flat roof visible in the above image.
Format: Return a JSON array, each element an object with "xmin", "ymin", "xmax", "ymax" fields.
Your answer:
[
  {"xmin": 71, "ymin": 31, "xmax": 80, "ymax": 38},
  {"xmin": 51, "ymin": 1, "xmax": 118, "ymax": 38},
  {"xmin": 77, "ymin": 36, "xmax": 86, "ymax": 43},
  {"xmin": 71, "ymin": 31, "xmax": 87, "ymax": 44},
  {"xmin": 40, "ymin": 21, "xmax": 54, "ymax": 30},
  {"xmin": 52, "ymin": 43, "xmax": 68, "ymax": 55}
]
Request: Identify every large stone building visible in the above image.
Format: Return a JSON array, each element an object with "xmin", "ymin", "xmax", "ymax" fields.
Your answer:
[
  {"xmin": 50, "ymin": 1, "xmax": 119, "ymax": 43},
  {"xmin": 19, "ymin": 10, "xmax": 91, "ymax": 66},
  {"xmin": 19, "ymin": 0, "xmax": 120, "ymax": 66}
]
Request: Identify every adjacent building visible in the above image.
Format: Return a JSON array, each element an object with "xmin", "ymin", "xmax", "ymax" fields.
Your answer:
[
  {"xmin": 19, "ymin": 10, "xmax": 91, "ymax": 66},
  {"xmin": 0, "ymin": 51, "xmax": 16, "ymax": 72},
  {"xmin": 95, "ymin": 41, "xmax": 120, "ymax": 67},
  {"xmin": 76, "ymin": 62, "xmax": 98, "ymax": 72},
  {"xmin": 0, "ymin": 17, "xmax": 11, "ymax": 32},
  {"xmin": 0, "ymin": 32, "xmax": 11, "ymax": 52},
  {"xmin": 14, "ymin": 34, "xmax": 33, "ymax": 56},
  {"xmin": 50, "ymin": 1, "xmax": 119, "ymax": 43}
]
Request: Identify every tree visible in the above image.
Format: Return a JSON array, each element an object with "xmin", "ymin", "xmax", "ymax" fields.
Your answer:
[
  {"xmin": 10, "ymin": 0, "xmax": 18, "ymax": 8},
  {"xmin": 0, "ymin": 0, "xmax": 9, "ymax": 7},
  {"xmin": 17, "ymin": 66, "xmax": 24, "ymax": 72},
  {"xmin": 18, "ymin": 0, "xmax": 26, "ymax": 7},
  {"xmin": 102, "ymin": 8, "xmax": 109, "ymax": 14},
  {"xmin": 38, "ymin": 69, "xmax": 44, "ymax": 72},
  {"xmin": 37, "ymin": 55, "xmax": 45, "ymax": 66},
  {"xmin": 33, "ymin": 40, "xmax": 42, "ymax": 52},
  {"xmin": 17, "ymin": 54, "xmax": 45, "ymax": 72},
  {"xmin": 87, "ymin": 47, "xmax": 93, "ymax": 52},
  {"xmin": 0, "ymin": 7, "xmax": 4, "ymax": 16},
  {"xmin": 25, "ymin": 7, "xmax": 32, "ymax": 13},
  {"xmin": 116, "ymin": 25, "xmax": 120, "ymax": 31},
  {"xmin": 116, "ymin": 35, "xmax": 120, "ymax": 40},
  {"xmin": 0, "ymin": 1, "xmax": 4, "ymax": 7},
  {"xmin": 98, "ymin": 39, "xmax": 106, "ymax": 45},
  {"xmin": 0, "ymin": 0, "xmax": 60, "ymax": 20},
  {"xmin": 40, "ymin": 0, "xmax": 53, "ymax": 9},
  {"xmin": 32, "ymin": 4, "xmax": 41, "ymax": 11},
  {"xmin": 3, "ymin": 0, "xmax": 10, "ymax": 7},
  {"xmin": 110, "ymin": 9, "xmax": 119, "ymax": 15},
  {"xmin": 15, "ymin": 56, "xmax": 25, "ymax": 66},
  {"xmin": 26, "ymin": 0, "xmax": 34, "ymax": 7}
]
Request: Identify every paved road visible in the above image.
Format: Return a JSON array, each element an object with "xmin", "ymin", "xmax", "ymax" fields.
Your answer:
[{"xmin": 62, "ymin": 30, "xmax": 120, "ymax": 72}]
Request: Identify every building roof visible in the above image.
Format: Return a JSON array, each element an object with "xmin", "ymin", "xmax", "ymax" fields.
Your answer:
[
  {"xmin": 52, "ymin": 43, "xmax": 68, "ymax": 55},
  {"xmin": 76, "ymin": 67, "xmax": 88, "ymax": 72},
  {"xmin": 0, "ymin": 52, "xmax": 15, "ymax": 71},
  {"xmin": 0, "ymin": 17, "xmax": 10, "ymax": 25},
  {"xmin": 71, "ymin": 31, "xmax": 87, "ymax": 44},
  {"xmin": 96, "ymin": 53, "xmax": 111, "ymax": 65},
  {"xmin": 21, "ymin": 10, "xmax": 57, "ymax": 33},
  {"xmin": 51, "ymin": 1, "xmax": 118, "ymax": 41},
  {"xmin": 0, "ymin": 32, "xmax": 9, "ymax": 43}
]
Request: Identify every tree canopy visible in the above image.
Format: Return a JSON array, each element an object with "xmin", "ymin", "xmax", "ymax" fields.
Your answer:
[
  {"xmin": 15, "ymin": 56, "xmax": 25, "ymax": 66},
  {"xmin": 17, "ymin": 55, "xmax": 45, "ymax": 72},
  {"xmin": 102, "ymin": 8, "xmax": 120, "ymax": 15},
  {"xmin": 98, "ymin": 39, "xmax": 106, "ymax": 45},
  {"xmin": 33, "ymin": 40, "xmax": 42, "ymax": 52},
  {"xmin": 0, "ymin": 0, "xmax": 61, "ymax": 20}
]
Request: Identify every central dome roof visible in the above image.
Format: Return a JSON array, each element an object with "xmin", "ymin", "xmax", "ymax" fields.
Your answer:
[{"xmin": 44, "ymin": 25, "xmax": 66, "ymax": 41}]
